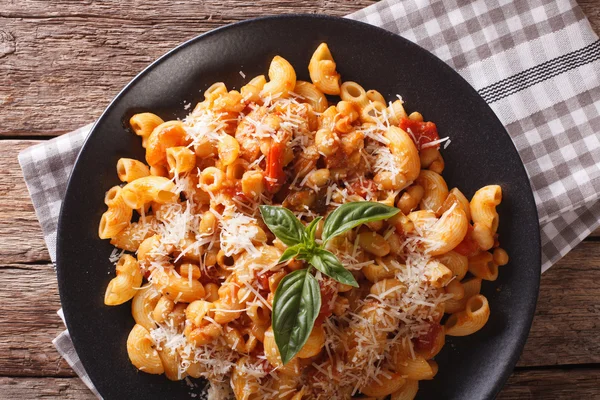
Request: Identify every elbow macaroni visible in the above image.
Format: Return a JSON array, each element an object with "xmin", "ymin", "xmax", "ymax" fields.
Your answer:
[{"xmin": 98, "ymin": 43, "xmax": 508, "ymax": 399}]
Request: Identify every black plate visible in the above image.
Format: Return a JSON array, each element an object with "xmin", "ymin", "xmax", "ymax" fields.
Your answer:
[{"xmin": 57, "ymin": 14, "xmax": 540, "ymax": 400}]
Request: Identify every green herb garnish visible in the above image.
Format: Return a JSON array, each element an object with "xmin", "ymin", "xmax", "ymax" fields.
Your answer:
[{"xmin": 259, "ymin": 201, "xmax": 400, "ymax": 364}]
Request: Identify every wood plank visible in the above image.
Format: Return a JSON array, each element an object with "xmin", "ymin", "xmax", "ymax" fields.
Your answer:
[
  {"xmin": 1, "ymin": 0, "xmax": 599, "ymax": 138},
  {"xmin": 1, "ymin": 242, "xmax": 599, "ymax": 377},
  {"xmin": 580, "ymin": 0, "xmax": 600, "ymax": 35},
  {"xmin": 0, "ymin": 0, "xmax": 376, "ymax": 137},
  {"xmin": 0, "ymin": 377, "xmax": 93, "ymax": 399},
  {"xmin": 0, "ymin": 263, "xmax": 73, "ymax": 377},
  {"xmin": 2, "ymin": 368, "xmax": 600, "ymax": 400},
  {"xmin": 0, "ymin": 140, "xmax": 51, "ymax": 264},
  {"xmin": 517, "ymin": 241, "xmax": 600, "ymax": 367},
  {"xmin": 498, "ymin": 368, "xmax": 600, "ymax": 399}
]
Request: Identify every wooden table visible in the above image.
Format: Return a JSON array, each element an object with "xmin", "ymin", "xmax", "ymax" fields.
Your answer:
[{"xmin": 1, "ymin": 1, "xmax": 599, "ymax": 398}]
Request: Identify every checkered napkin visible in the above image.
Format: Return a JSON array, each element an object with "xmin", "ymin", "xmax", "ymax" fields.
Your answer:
[{"xmin": 18, "ymin": 0, "xmax": 600, "ymax": 397}]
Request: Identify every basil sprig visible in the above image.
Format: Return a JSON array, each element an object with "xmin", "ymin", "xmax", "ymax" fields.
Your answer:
[{"xmin": 259, "ymin": 201, "xmax": 399, "ymax": 364}]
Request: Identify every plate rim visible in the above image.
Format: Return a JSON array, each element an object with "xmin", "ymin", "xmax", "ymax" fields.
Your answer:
[{"xmin": 56, "ymin": 13, "xmax": 541, "ymax": 399}]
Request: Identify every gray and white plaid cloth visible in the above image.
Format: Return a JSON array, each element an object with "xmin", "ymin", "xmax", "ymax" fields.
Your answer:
[{"xmin": 18, "ymin": 0, "xmax": 600, "ymax": 397}]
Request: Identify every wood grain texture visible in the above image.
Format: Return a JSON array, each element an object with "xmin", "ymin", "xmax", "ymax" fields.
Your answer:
[
  {"xmin": 0, "ymin": 141, "xmax": 50, "ymax": 264},
  {"xmin": 0, "ymin": 263, "xmax": 72, "ymax": 377},
  {"xmin": 0, "ymin": 243, "xmax": 598, "ymax": 377},
  {"xmin": 0, "ymin": 377, "xmax": 93, "ymax": 399},
  {"xmin": 518, "ymin": 241, "xmax": 600, "ymax": 367},
  {"xmin": 0, "ymin": 0, "xmax": 376, "ymax": 136},
  {"xmin": 2, "ymin": 368, "xmax": 600, "ymax": 400},
  {"xmin": 497, "ymin": 368, "xmax": 600, "ymax": 400}
]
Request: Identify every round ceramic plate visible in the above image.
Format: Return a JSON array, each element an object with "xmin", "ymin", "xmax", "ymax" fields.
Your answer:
[{"xmin": 57, "ymin": 14, "xmax": 540, "ymax": 400}]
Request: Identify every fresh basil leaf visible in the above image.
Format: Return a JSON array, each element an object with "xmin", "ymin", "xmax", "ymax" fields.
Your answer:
[
  {"xmin": 272, "ymin": 269, "xmax": 321, "ymax": 364},
  {"xmin": 304, "ymin": 217, "xmax": 323, "ymax": 244},
  {"xmin": 279, "ymin": 244, "xmax": 304, "ymax": 264},
  {"xmin": 259, "ymin": 205, "xmax": 306, "ymax": 246},
  {"xmin": 310, "ymin": 248, "xmax": 358, "ymax": 287},
  {"xmin": 322, "ymin": 201, "xmax": 400, "ymax": 243}
]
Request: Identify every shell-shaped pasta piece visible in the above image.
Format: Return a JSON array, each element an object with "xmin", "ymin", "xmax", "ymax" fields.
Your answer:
[
  {"xmin": 472, "ymin": 222, "xmax": 495, "ymax": 251},
  {"xmin": 362, "ymin": 256, "xmax": 403, "ymax": 282},
  {"xmin": 117, "ymin": 158, "xmax": 150, "ymax": 183},
  {"xmin": 416, "ymin": 170, "xmax": 449, "ymax": 214},
  {"xmin": 425, "ymin": 259, "xmax": 453, "ymax": 288},
  {"xmin": 386, "ymin": 100, "xmax": 408, "ymax": 126},
  {"xmin": 110, "ymin": 216, "xmax": 157, "ymax": 252},
  {"xmin": 151, "ymin": 266, "xmax": 205, "ymax": 303},
  {"xmin": 198, "ymin": 166, "xmax": 225, "ymax": 193},
  {"xmin": 238, "ymin": 170, "xmax": 264, "ymax": 200},
  {"xmin": 217, "ymin": 134, "xmax": 240, "ymax": 166},
  {"xmin": 246, "ymin": 301, "xmax": 271, "ymax": 326},
  {"xmin": 420, "ymin": 206, "xmax": 469, "ymax": 256},
  {"xmin": 104, "ymin": 255, "xmax": 143, "ymax": 305},
  {"xmin": 131, "ymin": 285, "xmax": 161, "ymax": 332},
  {"xmin": 241, "ymin": 75, "xmax": 267, "ymax": 103},
  {"xmin": 308, "ymin": 43, "xmax": 341, "ymax": 95},
  {"xmin": 435, "ymin": 251, "xmax": 468, "ymax": 280},
  {"xmin": 126, "ymin": 324, "xmax": 164, "ymax": 374},
  {"xmin": 185, "ymin": 322, "xmax": 222, "ymax": 347},
  {"xmin": 232, "ymin": 357, "xmax": 261, "ymax": 400},
  {"xmin": 151, "ymin": 296, "xmax": 175, "ymax": 324},
  {"xmin": 203, "ymin": 82, "xmax": 227, "ymax": 102},
  {"xmin": 442, "ymin": 188, "xmax": 471, "ymax": 221},
  {"xmin": 157, "ymin": 346, "xmax": 183, "ymax": 381},
  {"xmin": 263, "ymin": 326, "xmax": 284, "ymax": 368},
  {"xmin": 166, "ymin": 146, "xmax": 196, "ymax": 174},
  {"xmin": 445, "ymin": 294, "xmax": 490, "ymax": 336},
  {"xmin": 129, "ymin": 113, "xmax": 164, "ymax": 144},
  {"xmin": 340, "ymin": 81, "xmax": 369, "ymax": 109},
  {"xmin": 370, "ymin": 278, "xmax": 406, "ymax": 301},
  {"xmin": 99, "ymin": 188, "xmax": 133, "ymax": 239},
  {"xmin": 391, "ymin": 379, "xmax": 419, "ymax": 400},
  {"xmin": 394, "ymin": 357, "xmax": 437, "ymax": 380},
  {"xmin": 360, "ymin": 370, "xmax": 406, "ymax": 397},
  {"xmin": 444, "ymin": 277, "xmax": 482, "ymax": 314},
  {"xmin": 470, "ymin": 185, "xmax": 502, "ymax": 233},
  {"xmin": 294, "ymin": 81, "xmax": 327, "ymax": 113},
  {"xmin": 468, "ymin": 251, "xmax": 498, "ymax": 281},
  {"xmin": 120, "ymin": 176, "xmax": 177, "ymax": 210},
  {"xmin": 145, "ymin": 121, "xmax": 190, "ymax": 167},
  {"xmin": 360, "ymin": 101, "xmax": 387, "ymax": 124},
  {"xmin": 296, "ymin": 325, "xmax": 325, "ymax": 359},
  {"xmin": 262, "ymin": 56, "xmax": 296, "ymax": 98},
  {"xmin": 384, "ymin": 126, "xmax": 421, "ymax": 186},
  {"xmin": 366, "ymin": 89, "xmax": 386, "ymax": 105},
  {"xmin": 185, "ymin": 300, "xmax": 215, "ymax": 327},
  {"xmin": 445, "ymin": 279, "xmax": 465, "ymax": 300}
]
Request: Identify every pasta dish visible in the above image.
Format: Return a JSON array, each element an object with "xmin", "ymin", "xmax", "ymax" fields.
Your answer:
[{"xmin": 99, "ymin": 43, "xmax": 508, "ymax": 399}]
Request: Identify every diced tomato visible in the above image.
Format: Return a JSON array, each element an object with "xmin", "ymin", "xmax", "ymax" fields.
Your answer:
[
  {"xmin": 315, "ymin": 279, "xmax": 337, "ymax": 326},
  {"xmin": 399, "ymin": 117, "xmax": 440, "ymax": 150},
  {"xmin": 222, "ymin": 181, "xmax": 248, "ymax": 201},
  {"xmin": 255, "ymin": 270, "xmax": 277, "ymax": 291},
  {"xmin": 412, "ymin": 322, "xmax": 442, "ymax": 353},
  {"xmin": 347, "ymin": 179, "xmax": 378, "ymax": 198},
  {"xmin": 453, "ymin": 224, "xmax": 479, "ymax": 257},
  {"xmin": 265, "ymin": 141, "xmax": 286, "ymax": 193}
]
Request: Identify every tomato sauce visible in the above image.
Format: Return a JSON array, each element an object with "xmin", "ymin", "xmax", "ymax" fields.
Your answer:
[
  {"xmin": 412, "ymin": 322, "xmax": 442, "ymax": 353},
  {"xmin": 453, "ymin": 224, "xmax": 479, "ymax": 257},
  {"xmin": 399, "ymin": 117, "xmax": 440, "ymax": 150}
]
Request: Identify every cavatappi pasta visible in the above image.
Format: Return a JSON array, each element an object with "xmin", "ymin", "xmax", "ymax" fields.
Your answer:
[{"xmin": 100, "ymin": 43, "xmax": 508, "ymax": 399}]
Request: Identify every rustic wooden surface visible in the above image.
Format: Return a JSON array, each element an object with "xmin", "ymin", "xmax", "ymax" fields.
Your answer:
[{"xmin": 1, "ymin": 1, "xmax": 599, "ymax": 399}]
